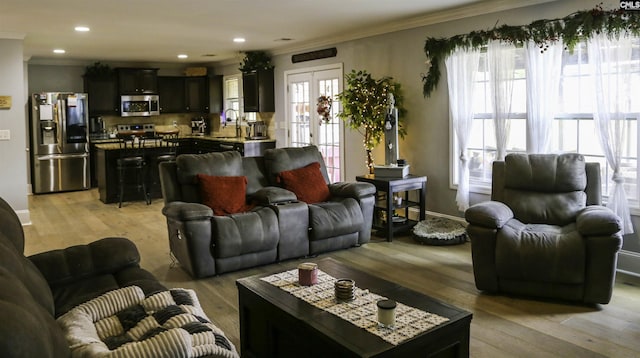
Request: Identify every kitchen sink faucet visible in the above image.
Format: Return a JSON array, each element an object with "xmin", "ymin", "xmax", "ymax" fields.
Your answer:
[{"xmin": 223, "ymin": 108, "xmax": 242, "ymax": 137}]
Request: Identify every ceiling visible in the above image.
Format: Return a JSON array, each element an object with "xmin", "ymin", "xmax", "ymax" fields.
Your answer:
[{"xmin": 1, "ymin": 0, "xmax": 553, "ymax": 65}]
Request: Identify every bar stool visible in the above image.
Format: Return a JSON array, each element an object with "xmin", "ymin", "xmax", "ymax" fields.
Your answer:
[
  {"xmin": 155, "ymin": 131, "xmax": 179, "ymax": 164},
  {"xmin": 117, "ymin": 133, "xmax": 150, "ymax": 208}
]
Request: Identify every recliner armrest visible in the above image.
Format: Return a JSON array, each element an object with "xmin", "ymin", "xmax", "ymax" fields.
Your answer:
[
  {"xmin": 577, "ymin": 205, "xmax": 622, "ymax": 236},
  {"xmin": 28, "ymin": 237, "xmax": 141, "ymax": 287},
  {"xmin": 162, "ymin": 201, "xmax": 213, "ymax": 221},
  {"xmin": 465, "ymin": 201, "xmax": 514, "ymax": 229},
  {"xmin": 329, "ymin": 182, "xmax": 376, "ymax": 199},
  {"xmin": 250, "ymin": 186, "xmax": 297, "ymax": 205}
]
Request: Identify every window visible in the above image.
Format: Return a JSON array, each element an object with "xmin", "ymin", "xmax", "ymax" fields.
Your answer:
[
  {"xmin": 457, "ymin": 37, "xmax": 640, "ymax": 207},
  {"xmin": 224, "ymin": 75, "xmax": 240, "ymax": 112},
  {"xmin": 222, "ymin": 74, "xmax": 255, "ymax": 123}
]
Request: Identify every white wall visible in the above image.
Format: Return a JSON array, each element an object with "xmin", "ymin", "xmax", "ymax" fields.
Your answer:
[{"xmin": 0, "ymin": 38, "xmax": 29, "ymax": 223}]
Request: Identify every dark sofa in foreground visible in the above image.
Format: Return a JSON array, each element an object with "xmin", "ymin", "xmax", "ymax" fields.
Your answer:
[{"xmin": 0, "ymin": 196, "xmax": 237, "ymax": 357}]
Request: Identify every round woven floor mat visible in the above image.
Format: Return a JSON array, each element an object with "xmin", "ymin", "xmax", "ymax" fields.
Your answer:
[{"xmin": 412, "ymin": 216, "xmax": 468, "ymax": 245}]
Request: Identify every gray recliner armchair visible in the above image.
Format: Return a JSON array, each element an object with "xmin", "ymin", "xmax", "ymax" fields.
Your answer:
[{"xmin": 465, "ymin": 153, "xmax": 623, "ymax": 304}]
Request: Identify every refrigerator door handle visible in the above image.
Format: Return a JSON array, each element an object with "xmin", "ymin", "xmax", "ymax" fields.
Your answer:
[
  {"xmin": 37, "ymin": 153, "xmax": 89, "ymax": 161},
  {"xmin": 57, "ymin": 98, "xmax": 65, "ymax": 152}
]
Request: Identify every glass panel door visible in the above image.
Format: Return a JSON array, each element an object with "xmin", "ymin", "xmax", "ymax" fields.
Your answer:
[{"xmin": 286, "ymin": 66, "xmax": 343, "ymax": 182}]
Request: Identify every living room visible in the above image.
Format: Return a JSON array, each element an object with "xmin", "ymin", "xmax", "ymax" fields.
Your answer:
[{"xmin": 1, "ymin": 0, "xmax": 640, "ymax": 356}]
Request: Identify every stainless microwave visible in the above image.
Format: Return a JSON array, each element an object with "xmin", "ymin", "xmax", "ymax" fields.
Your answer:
[{"xmin": 120, "ymin": 95, "xmax": 159, "ymax": 117}]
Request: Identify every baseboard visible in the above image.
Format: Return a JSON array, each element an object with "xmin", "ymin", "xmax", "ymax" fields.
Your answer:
[
  {"xmin": 17, "ymin": 209, "xmax": 32, "ymax": 226},
  {"xmin": 618, "ymin": 250, "xmax": 640, "ymax": 278},
  {"xmin": 407, "ymin": 207, "xmax": 466, "ymax": 223}
]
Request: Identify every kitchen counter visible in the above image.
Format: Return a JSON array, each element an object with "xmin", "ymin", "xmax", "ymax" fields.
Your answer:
[
  {"xmin": 92, "ymin": 134, "xmax": 274, "ymax": 150},
  {"xmin": 93, "ymin": 134, "xmax": 275, "ymax": 204}
]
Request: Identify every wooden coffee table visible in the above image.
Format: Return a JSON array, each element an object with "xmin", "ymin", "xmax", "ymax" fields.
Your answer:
[{"xmin": 236, "ymin": 258, "xmax": 472, "ymax": 357}]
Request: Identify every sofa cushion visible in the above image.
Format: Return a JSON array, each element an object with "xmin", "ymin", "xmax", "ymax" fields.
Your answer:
[
  {"xmin": 50, "ymin": 266, "xmax": 166, "ymax": 318},
  {"xmin": 264, "ymin": 145, "xmax": 330, "ymax": 185},
  {"xmin": 212, "ymin": 207, "xmax": 279, "ymax": 258},
  {"xmin": 278, "ymin": 162, "xmax": 330, "ymax": 204},
  {"xmin": 0, "ymin": 197, "xmax": 25, "ymax": 253},
  {"xmin": 0, "ymin": 233, "xmax": 54, "ymax": 315},
  {"xmin": 308, "ymin": 199, "xmax": 364, "ymax": 240},
  {"xmin": 495, "ymin": 219, "xmax": 585, "ymax": 284},
  {"xmin": 0, "ymin": 267, "xmax": 70, "ymax": 358},
  {"xmin": 503, "ymin": 154, "xmax": 587, "ymax": 226},
  {"xmin": 176, "ymin": 151, "xmax": 244, "ymax": 203},
  {"xmin": 198, "ymin": 174, "xmax": 254, "ymax": 215},
  {"xmin": 504, "ymin": 153, "xmax": 587, "ymax": 192},
  {"xmin": 57, "ymin": 285, "xmax": 238, "ymax": 358}
]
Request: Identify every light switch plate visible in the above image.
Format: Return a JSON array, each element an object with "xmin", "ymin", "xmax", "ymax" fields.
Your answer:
[{"xmin": 0, "ymin": 129, "xmax": 10, "ymax": 140}]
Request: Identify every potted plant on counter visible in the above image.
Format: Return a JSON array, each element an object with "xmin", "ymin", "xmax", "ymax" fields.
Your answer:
[{"xmin": 337, "ymin": 70, "xmax": 405, "ymax": 173}]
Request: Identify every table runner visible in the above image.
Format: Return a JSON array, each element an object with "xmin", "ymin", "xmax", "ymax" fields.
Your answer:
[{"xmin": 261, "ymin": 269, "xmax": 450, "ymax": 345}]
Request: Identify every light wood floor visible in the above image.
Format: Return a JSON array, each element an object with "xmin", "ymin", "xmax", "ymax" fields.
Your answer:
[{"xmin": 23, "ymin": 189, "xmax": 640, "ymax": 357}]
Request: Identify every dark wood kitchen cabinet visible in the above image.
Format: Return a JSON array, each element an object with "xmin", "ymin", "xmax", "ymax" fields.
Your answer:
[
  {"xmin": 158, "ymin": 76, "xmax": 209, "ymax": 113},
  {"xmin": 84, "ymin": 74, "xmax": 119, "ymax": 115},
  {"xmin": 209, "ymin": 75, "xmax": 223, "ymax": 114},
  {"xmin": 185, "ymin": 76, "xmax": 209, "ymax": 112},
  {"xmin": 242, "ymin": 68, "xmax": 275, "ymax": 112},
  {"xmin": 157, "ymin": 76, "xmax": 185, "ymax": 113},
  {"xmin": 176, "ymin": 138, "xmax": 275, "ymax": 157},
  {"xmin": 96, "ymin": 146, "xmax": 166, "ymax": 204},
  {"xmin": 117, "ymin": 68, "xmax": 158, "ymax": 94}
]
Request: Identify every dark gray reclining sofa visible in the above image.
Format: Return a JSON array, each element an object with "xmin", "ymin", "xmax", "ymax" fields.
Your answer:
[{"xmin": 159, "ymin": 145, "xmax": 376, "ymax": 278}]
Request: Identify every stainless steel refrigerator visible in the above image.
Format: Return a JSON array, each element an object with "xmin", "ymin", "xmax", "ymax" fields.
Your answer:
[{"xmin": 31, "ymin": 92, "xmax": 90, "ymax": 194}]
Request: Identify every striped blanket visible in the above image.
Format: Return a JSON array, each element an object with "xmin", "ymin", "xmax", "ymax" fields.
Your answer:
[{"xmin": 57, "ymin": 286, "xmax": 238, "ymax": 358}]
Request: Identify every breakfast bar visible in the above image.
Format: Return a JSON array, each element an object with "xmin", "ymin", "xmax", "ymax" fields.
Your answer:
[{"xmin": 94, "ymin": 135, "xmax": 275, "ymax": 204}]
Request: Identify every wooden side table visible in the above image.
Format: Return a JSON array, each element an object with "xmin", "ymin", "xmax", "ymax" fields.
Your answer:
[{"xmin": 356, "ymin": 174, "xmax": 427, "ymax": 242}]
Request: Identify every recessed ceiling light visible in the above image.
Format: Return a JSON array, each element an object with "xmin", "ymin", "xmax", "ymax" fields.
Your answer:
[
  {"xmin": 75, "ymin": 26, "xmax": 90, "ymax": 32},
  {"xmin": 233, "ymin": 38, "xmax": 246, "ymax": 43},
  {"xmin": 53, "ymin": 49, "xmax": 66, "ymax": 54},
  {"xmin": 178, "ymin": 54, "xmax": 188, "ymax": 59}
]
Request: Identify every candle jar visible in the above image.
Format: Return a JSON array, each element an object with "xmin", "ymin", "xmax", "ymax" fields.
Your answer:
[
  {"xmin": 377, "ymin": 299, "xmax": 396, "ymax": 328},
  {"xmin": 298, "ymin": 262, "xmax": 318, "ymax": 286}
]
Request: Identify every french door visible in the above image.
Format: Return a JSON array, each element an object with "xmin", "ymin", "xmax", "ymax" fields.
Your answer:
[{"xmin": 286, "ymin": 65, "xmax": 344, "ymax": 182}]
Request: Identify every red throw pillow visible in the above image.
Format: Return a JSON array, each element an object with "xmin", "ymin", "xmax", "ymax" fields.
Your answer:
[
  {"xmin": 197, "ymin": 174, "xmax": 253, "ymax": 216},
  {"xmin": 278, "ymin": 162, "xmax": 330, "ymax": 204}
]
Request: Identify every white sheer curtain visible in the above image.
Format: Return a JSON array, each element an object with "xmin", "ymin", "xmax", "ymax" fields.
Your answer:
[
  {"xmin": 488, "ymin": 41, "xmax": 516, "ymax": 161},
  {"xmin": 524, "ymin": 39, "xmax": 563, "ymax": 153},
  {"xmin": 588, "ymin": 33, "xmax": 634, "ymax": 234},
  {"xmin": 445, "ymin": 48, "xmax": 480, "ymax": 211}
]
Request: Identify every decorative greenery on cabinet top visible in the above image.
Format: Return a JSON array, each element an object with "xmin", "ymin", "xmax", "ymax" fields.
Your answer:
[
  {"xmin": 84, "ymin": 62, "xmax": 114, "ymax": 78},
  {"xmin": 239, "ymin": 51, "xmax": 274, "ymax": 73},
  {"xmin": 421, "ymin": 4, "xmax": 640, "ymax": 97}
]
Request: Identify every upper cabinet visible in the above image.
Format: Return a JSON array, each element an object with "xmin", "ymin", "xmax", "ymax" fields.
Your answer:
[
  {"xmin": 209, "ymin": 75, "xmax": 223, "ymax": 114},
  {"xmin": 117, "ymin": 68, "xmax": 158, "ymax": 94},
  {"xmin": 185, "ymin": 76, "xmax": 209, "ymax": 112},
  {"xmin": 158, "ymin": 75, "xmax": 212, "ymax": 113},
  {"xmin": 84, "ymin": 74, "xmax": 119, "ymax": 115},
  {"xmin": 242, "ymin": 68, "xmax": 274, "ymax": 113},
  {"xmin": 157, "ymin": 76, "xmax": 185, "ymax": 113}
]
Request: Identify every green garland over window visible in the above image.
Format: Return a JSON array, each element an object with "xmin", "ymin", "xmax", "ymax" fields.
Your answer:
[{"xmin": 422, "ymin": 5, "xmax": 640, "ymax": 97}]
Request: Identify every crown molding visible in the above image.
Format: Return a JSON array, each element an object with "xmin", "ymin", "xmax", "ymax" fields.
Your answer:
[
  {"xmin": 270, "ymin": 0, "xmax": 558, "ymax": 57},
  {"xmin": 0, "ymin": 32, "xmax": 26, "ymax": 40}
]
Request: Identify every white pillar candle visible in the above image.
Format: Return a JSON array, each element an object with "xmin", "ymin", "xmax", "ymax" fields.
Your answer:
[{"xmin": 377, "ymin": 299, "xmax": 396, "ymax": 328}]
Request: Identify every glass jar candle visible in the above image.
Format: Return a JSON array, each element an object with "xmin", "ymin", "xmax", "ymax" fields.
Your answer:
[
  {"xmin": 377, "ymin": 299, "xmax": 396, "ymax": 328},
  {"xmin": 297, "ymin": 262, "xmax": 318, "ymax": 286}
]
